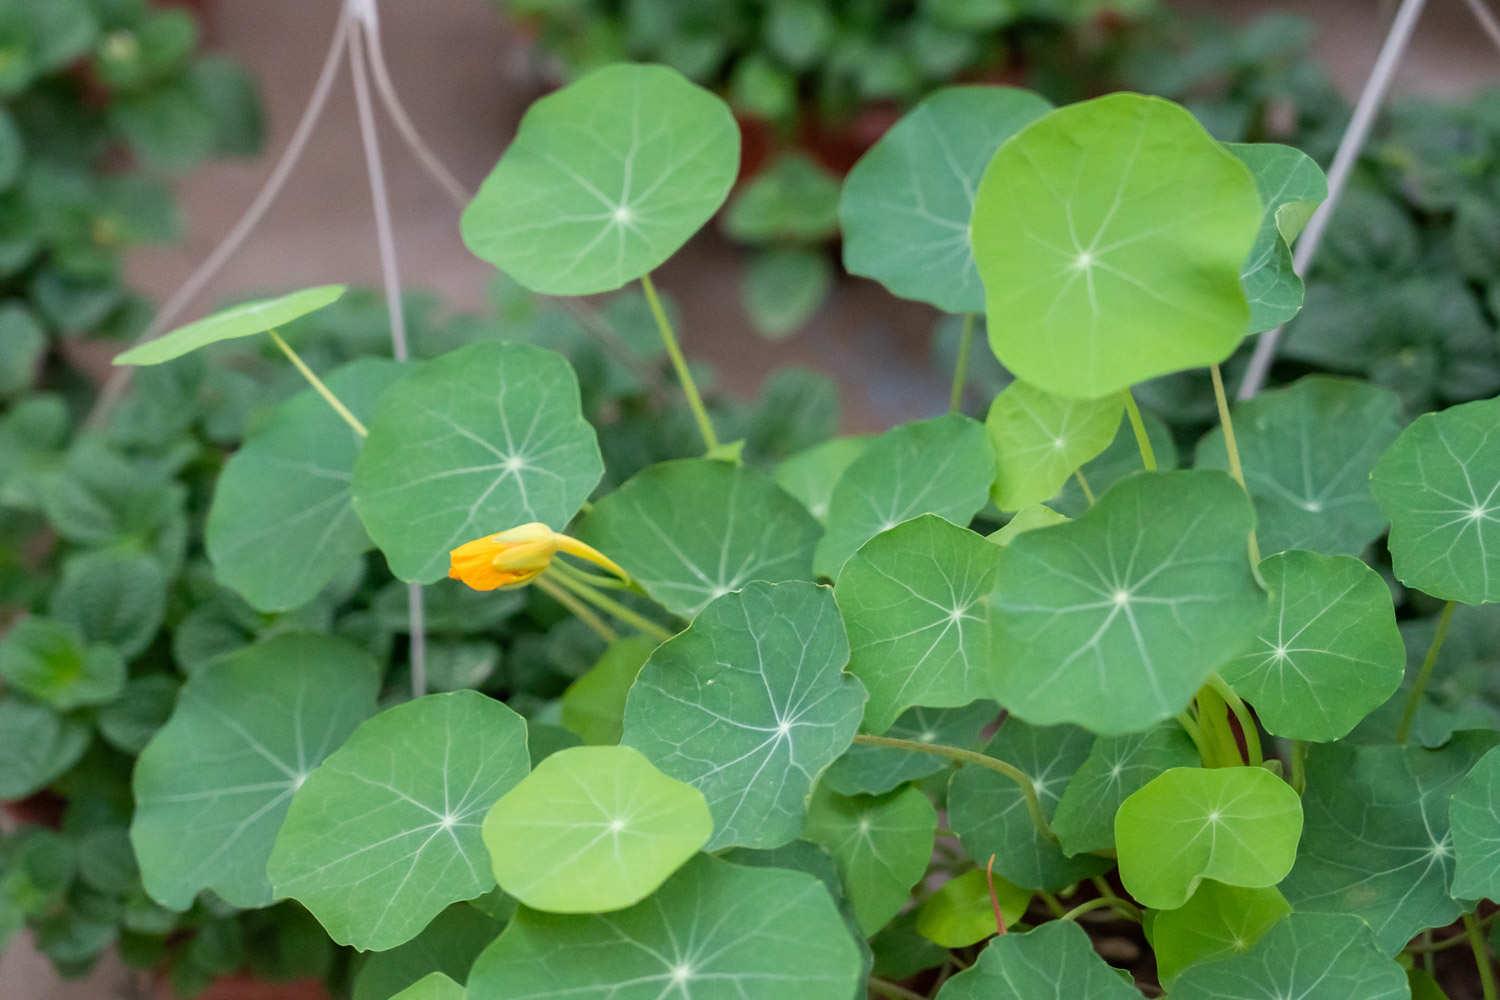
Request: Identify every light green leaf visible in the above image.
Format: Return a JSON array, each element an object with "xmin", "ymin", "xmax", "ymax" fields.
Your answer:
[
  {"xmin": 483, "ymin": 745, "xmax": 711, "ymax": 913},
  {"xmin": 389, "ymin": 972, "xmax": 463, "ymax": 1000},
  {"xmin": 131, "ymin": 634, "xmax": 379, "ymax": 910},
  {"xmin": 1282, "ymin": 735, "xmax": 1499, "ymax": 952},
  {"xmin": 985, "ymin": 380, "xmax": 1122, "ymax": 510},
  {"xmin": 1050, "ymin": 407, "xmax": 1178, "ymax": 518},
  {"xmin": 1051, "ymin": 721, "xmax": 1200, "ymax": 856},
  {"xmin": 622, "ymin": 581, "xmax": 866, "ymax": 850},
  {"xmin": 948, "ymin": 720, "xmax": 1110, "ymax": 890},
  {"xmin": 1371, "ymin": 395, "xmax": 1500, "ymax": 604},
  {"xmin": 0, "ymin": 696, "xmax": 90, "ymax": 799},
  {"xmin": 914, "ymin": 868, "xmax": 1030, "ymax": 948},
  {"xmin": 208, "ymin": 358, "xmax": 401, "ymax": 611},
  {"xmin": 774, "ymin": 436, "xmax": 869, "ymax": 523},
  {"xmin": 972, "ymin": 93, "xmax": 1260, "ymax": 399},
  {"xmin": 462, "ymin": 64, "xmax": 739, "ymax": 295},
  {"xmin": 742, "ymin": 247, "xmax": 830, "ymax": 339},
  {"xmin": 990, "ymin": 504, "xmax": 1069, "ymax": 546},
  {"xmin": 1221, "ymin": 550, "xmax": 1404, "ymax": 741},
  {"xmin": 1227, "ymin": 142, "xmax": 1327, "ymax": 334},
  {"xmin": 823, "ymin": 702, "xmax": 994, "ymax": 797},
  {"xmin": 936, "ymin": 921, "xmax": 1139, "ymax": 999},
  {"xmin": 578, "ymin": 459, "xmax": 820, "ymax": 617},
  {"xmin": 804, "ymin": 783, "xmax": 936, "ymax": 934},
  {"xmin": 353, "ymin": 342, "xmax": 603, "ymax": 584},
  {"xmin": 111, "ymin": 285, "xmax": 346, "ymax": 365},
  {"xmin": 268, "ymin": 691, "xmax": 529, "ymax": 951},
  {"xmin": 834, "ymin": 514, "xmax": 998, "ymax": 733},
  {"xmin": 1196, "ymin": 376, "xmax": 1402, "ymax": 556},
  {"xmin": 0, "ymin": 617, "xmax": 124, "ymax": 710},
  {"xmin": 840, "ymin": 86, "xmax": 1052, "ymax": 313},
  {"xmin": 1171, "ymin": 913, "xmax": 1409, "ymax": 1000},
  {"xmin": 466, "ymin": 855, "xmax": 864, "ymax": 999},
  {"xmin": 1149, "ymin": 882, "xmax": 1291, "ymax": 986},
  {"xmin": 351, "ymin": 903, "xmax": 503, "ymax": 1000},
  {"xmin": 815, "ymin": 414, "xmax": 993, "ymax": 579},
  {"xmin": 48, "ymin": 549, "xmax": 166, "ymax": 659},
  {"xmin": 990, "ymin": 469, "xmax": 1265, "ymax": 733},
  {"xmin": 1447, "ymin": 745, "xmax": 1500, "ymax": 902},
  {"xmin": 560, "ymin": 635, "xmax": 655, "ymax": 745},
  {"xmin": 1115, "ymin": 766, "xmax": 1301, "ymax": 909}
]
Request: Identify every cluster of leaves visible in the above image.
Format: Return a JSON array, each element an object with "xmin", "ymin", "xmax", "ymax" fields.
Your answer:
[{"xmin": 76, "ymin": 57, "xmax": 1500, "ymax": 1000}]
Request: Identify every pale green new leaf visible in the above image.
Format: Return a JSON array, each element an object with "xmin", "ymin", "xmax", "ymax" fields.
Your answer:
[
  {"xmin": 834, "ymin": 514, "xmax": 999, "ymax": 733},
  {"xmin": 621, "ymin": 582, "xmax": 866, "ymax": 850},
  {"xmin": 822, "ymin": 701, "xmax": 995, "ymax": 797},
  {"xmin": 936, "ymin": 921, "xmax": 1139, "ymax": 999},
  {"xmin": 389, "ymin": 973, "xmax": 463, "ymax": 1000},
  {"xmin": 461, "ymin": 64, "xmax": 739, "ymax": 295},
  {"xmin": 1222, "ymin": 550, "xmax": 1404, "ymax": 741},
  {"xmin": 578, "ymin": 459, "xmax": 820, "ymax": 617},
  {"xmin": 914, "ymin": 868, "xmax": 1030, "ymax": 948},
  {"xmin": 208, "ymin": 358, "xmax": 401, "ymax": 611},
  {"xmin": 466, "ymin": 855, "xmax": 864, "ymax": 999},
  {"xmin": 1447, "ymin": 745, "xmax": 1500, "ymax": 901},
  {"xmin": 774, "ymin": 437, "xmax": 870, "ymax": 523},
  {"xmin": 804, "ymin": 783, "xmax": 936, "ymax": 934},
  {"xmin": 1171, "ymin": 913, "xmax": 1409, "ymax": 1000},
  {"xmin": 840, "ymin": 86, "xmax": 1052, "ymax": 313},
  {"xmin": 972, "ymin": 93, "xmax": 1260, "ymax": 399},
  {"xmin": 1115, "ymin": 766, "xmax": 1302, "ymax": 909},
  {"xmin": 268, "ymin": 691, "xmax": 529, "ymax": 951},
  {"xmin": 1196, "ymin": 376, "xmax": 1402, "ymax": 556},
  {"xmin": 1051, "ymin": 721, "xmax": 1199, "ymax": 856},
  {"xmin": 990, "ymin": 470, "xmax": 1266, "ymax": 733},
  {"xmin": 815, "ymin": 414, "xmax": 992, "ymax": 579},
  {"xmin": 483, "ymin": 745, "xmax": 710, "ymax": 913},
  {"xmin": 353, "ymin": 342, "xmax": 603, "ymax": 584},
  {"xmin": 985, "ymin": 380, "xmax": 1121, "ymax": 510},
  {"xmin": 990, "ymin": 504, "xmax": 1068, "ymax": 546},
  {"xmin": 1371, "ymin": 395, "xmax": 1500, "ymax": 604},
  {"xmin": 1227, "ymin": 142, "xmax": 1327, "ymax": 333},
  {"xmin": 131, "ymin": 634, "xmax": 379, "ymax": 910},
  {"xmin": 1149, "ymin": 882, "xmax": 1291, "ymax": 986},
  {"xmin": 112, "ymin": 285, "xmax": 346, "ymax": 365}
]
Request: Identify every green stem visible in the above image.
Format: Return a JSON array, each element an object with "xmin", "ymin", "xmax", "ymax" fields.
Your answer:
[
  {"xmin": 640, "ymin": 272, "xmax": 718, "ymax": 453},
  {"xmin": 549, "ymin": 559, "xmax": 630, "ymax": 592},
  {"xmin": 1194, "ymin": 685, "xmax": 1243, "ymax": 768},
  {"xmin": 545, "ymin": 568, "xmax": 675, "ymax": 643},
  {"xmin": 1209, "ymin": 674, "xmax": 1262, "ymax": 766},
  {"xmin": 1466, "ymin": 911, "xmax": 1499, "ymax": 1000},
  {"xmin": 1177, "ymin": 710, "xmax": 1214, "ymax": 767},
  {"xmin": 1060, "ymin": 895, "xmax": 1141, "ymax": 924},
  {"xmin": 1073, "ymin": 469, "xmax": 1097, "ymax": 507},
  {"xmin": 268, "ymin": 329, "xmax": 368, "ymax": 437},
  {"xmin": 1038, "ymin": 891, "xmax": 1067, "ymax": 918},
  {"xmin": 867, "ymin": 976, "xmax": 926, "ymax": 1000},
  {"xmin": 1288, "ymin": 739, "xmax": 1308, "ymax": 796},
  {"xmin": 949, "ymin": 313, "xmax": 975, "ymax": 412},
  {"xmin": 852, "ymin": 734, "xmax": 1056, "ymax": 843},
  {"xmin": 534, "ymin": 575, "xmax": 617, "ymax": 643},
  {"xmin": 1396, "ymin": 600, "xmax": 1457, "ymax": 745},
  {"xmin": 1210, "ymin": 363, "xmax": 1261, "ymax": 565},
  {"xmin": 1120, "ymin": 389, "xmax": 1156, "ymax": 472},
  {"xmin": 1408, "ymin": 912, "xmax": 1500, "ymax": 953}
]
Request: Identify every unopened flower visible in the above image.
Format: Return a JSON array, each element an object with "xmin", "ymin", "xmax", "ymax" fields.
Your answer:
[{"xmin": 448, "ymin": 523, "xmax": 626, "ymax": 591}]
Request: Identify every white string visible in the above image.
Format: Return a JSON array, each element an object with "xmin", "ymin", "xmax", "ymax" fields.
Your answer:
[
  {"xmin": 1236, "ymin": 0, "xmax": 1429, "ymax": 400},
  {"xmin": 1460, "ymin": 0, "xmax": 1500, "ymax": 52}
]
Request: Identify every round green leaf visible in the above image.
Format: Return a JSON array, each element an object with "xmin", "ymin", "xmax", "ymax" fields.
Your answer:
[
  {"xmin": 96, "ymin": 674, "xmax": 178, "ymax": 754},
  {"xmin": 1282, "ymin": 735, "xmax": 1500, "ymax": 952},
  {"xmin": 972, "ymin": 93, "xmax": 1260, "ymax": 399},
  {"xmin": 112, "ymin": 285, "xmax": 346, "ymax": 366},
  {"xmin": 208, "ymin": 358, "xmax": 402, "ymax": 611},
  {"xmin": 1049, "ymin": 406, "xmax": 1178, "ymax": 517},
  {"xmin": 985, "ymin": 380, "xmax": 1122, "ymax": 510},
  {"xmin": 774, "ymin": 436, "xmax": 870, "ymax": 524},
  {"xmin": 461, "ymin": 64, "xmax": 739, "ymax": 295},
  {"xmin": 1115, "ymin": 766, "xmax": 1302, "ymax": 909},
  {"xmin": 1149, "ymin": 882, "xmax": 1291, "ymax": 986},
  {"xmin": 1371, "ymin": 395, "xmax": 1500, "ymax": 604},
  {"xmin": 834, "ymin": 514, "xmax": 999, "ymax": 733},
  {"xmin": 1051, "ymin": 721, "xmax": 1200, "ymax": 856},
  {"xmin": 1227, "ymin": 142, "xmax": 1327, "ymax": 334},
  {"xmin": 741, "ymin": 246, "xmax": 830, "ymax": 339},
  {"xmin": 482, "ymin": 744, "xmax": 711, "ymax": 914},
  {"xmin": 815, "ymin": 414, "xmax": 993, "ymax": 579},
  {"xmin": 353, "ymin": 342, "xmax": 603, "ymax": 584},
  {"xmin": 948, "ymin": 720, "xmax": 1110, "ymax": 890},
  {"xmin": 936, "ymin": 921, "xmax": 1139, "ymax": 999},
  {"xmin": 131, "ymin": 633, "xmax": 379, "ymax": 910},
  {"xmin": 48, "ymin": 549, "xmax": 166, "ymax": 659},
  {"xmin": 822, "ymin": 701, "xmax": 994, "ymax": 797},
  {"xmin": 466, "ymin": 854, "xmax": 863, "ymax": 999},
  {"xmin": 1171, "ymin": 913, "xmax": 1409, "ymax": 1000},
  {"xmin": 351, "ymin": 903, "xmax": 503, "ymax": 1000},
  {"xmin": 839, "ymin": 86, "xmax": 1052, "ymax": 313},
  {"xmin": 560, "ymin": 635, "xmax": 655, "ymax": 745},
  {"xmin": 1221, "ymin": 550, "xmax": 1404, "ymax": 741},
  {"xmin": 577, "ymin": 459, "xmax": 820, "ymax": 618},
  {"xmin": 0, "ymin": 617, "xmax": 123, "ymax": 710},
  {"xmin": 990, "ymin": 469, "xmax": 1266, "ymax": 733},
  {"xmin": 725, "ymin": 154, "xmax": 840, "ymax": 244},
  {"xmin": 621, "ymin": 581, "xmax": 866, "ymax": 850},
  {"xmin": 914, "ymin": 868, "xmax": 1029, "ymax": 949},
  {"xmin": 804, "ymin": 783, "xmax": 936, "ymax": 935},
  {"xmin": 268, "ymin": 691, "xmax": 529, "ymax": 951},
  {"xmin": 1450, "ymin": 746, "xmax": 1500, "ymax": 902},
  {"xmin": 1196, "ymin": 376, "xmax": 1403, "ymax": 556},
  {"xmin": 0, "ymin": 696, "xmax": 90, "ymax": 799}
]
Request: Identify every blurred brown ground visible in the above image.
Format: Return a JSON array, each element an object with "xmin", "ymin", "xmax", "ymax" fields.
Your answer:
[{"xmin": 4, "ymin": 1, "xmax": 1498, "ymax": 996}]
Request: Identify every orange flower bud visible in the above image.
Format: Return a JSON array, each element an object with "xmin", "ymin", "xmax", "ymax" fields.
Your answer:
[{"xmin": 448, "ymin": 523, "xmax": 630, "ymax": 592}]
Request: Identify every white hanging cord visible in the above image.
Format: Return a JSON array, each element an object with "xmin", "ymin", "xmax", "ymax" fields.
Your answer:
[
  {"xmin": 1460, "ymin": 0, "xmax": 1500, "ymax": 51},
  {"xmin": 1236, "ymin": 0, "xmax": 1429, "ymax": 400},
  {"xmin": 88, "ymin": 7, "xmax": 355, "ymax": 427}
]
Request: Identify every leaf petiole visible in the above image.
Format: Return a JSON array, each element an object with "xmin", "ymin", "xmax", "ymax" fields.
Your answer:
[
  {"xmin": 267, "ymin": 329, "xmax": 368, "ymax": 437},
  {"xmin": 544, "ymin": 567, "xmax": 675, "ymax": 643},
  {"xmin": 640, "ymin": 272, "xmax": 719, "ymax": 453},
  {"xmin": 534, "ymin": 574, "xmax": 618, "ymax": 644},
  {"xmin": 1395, "ymin": 600, "xmax": 1457, "ymax": 745},
  {"xmin": 1120, "ymin": 389, "xmax": 1156, "ymax": 472},
  {"xmin": 1210, "ymin": 363, "xmax": 1262, "ymax": 565},
  {"xmin": 1208, "ymin": 674, "xmax": 1263, "ymax": 766},
  {"xmin": 950, "ymin": 313, "xmax": 975, "ymax": 412},
  {"xmin": 1466, "ymin": 911, "xmax": 1499, "ymax": 1000}
]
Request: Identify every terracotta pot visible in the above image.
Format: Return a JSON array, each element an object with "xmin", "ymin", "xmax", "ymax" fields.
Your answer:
[{"xmin": 2, "ymin": 792, "xmax": 67, "ymax": 829}]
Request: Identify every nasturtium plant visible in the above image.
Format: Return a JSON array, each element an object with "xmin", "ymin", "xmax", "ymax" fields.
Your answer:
[
  {"xmin": 112, "ymin": 284, "xmax": 346, "ymax": 365},
  {"xmin": 914, "ymin": 867, "xmax": 1030, "ymax": 948},
  {"xmin": 1051, "ymin": 721, "xmax": 1199, "ymax": 855},
  {"xmin": 804, "ymin": 782, "xmax": 937, "ymax": 934},
  {"xmin": 1148, "ymin": 881, "xmax": 1291, "ymax": 986},
  {"xmin": 1228, "ymin": 142, "xmax": 1328, "ymax": 333},
  {"xmin": 936, "ymin": 921, "xmax": 1141, "ymax": 999},
  {"xmin": 821, "ymin": 701, "xmax": 994, "ymax": 797},
  {"xmin": 1449, "ymin": 745, "xmax": 1500, "ymax": 902},
  {"xmin": 984, "ymin": 379, "xmax": 1122, "ymax": 510}
]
